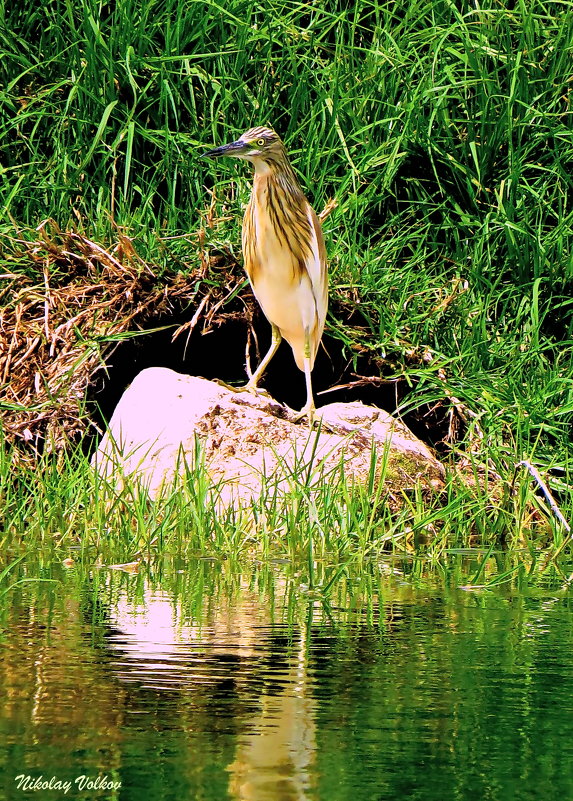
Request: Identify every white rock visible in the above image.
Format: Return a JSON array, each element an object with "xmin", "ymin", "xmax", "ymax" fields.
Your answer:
[{"xmin": 92, "ymin": 367, "xmax": 444, "ymax": 508}]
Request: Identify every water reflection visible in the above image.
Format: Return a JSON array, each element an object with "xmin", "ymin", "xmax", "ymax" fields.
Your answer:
[
  {"xmin": 107, "ymin": 578, "xmax": 317, "ymax": 800},
  {"xmin": 2, "ymin": 555, "xmax": 573, "ymax": 801}
]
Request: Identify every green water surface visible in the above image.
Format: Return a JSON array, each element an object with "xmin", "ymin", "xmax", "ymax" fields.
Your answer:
[{"xmin": 1, "ymin": 555, "xmax": 572, "ymax": 801}]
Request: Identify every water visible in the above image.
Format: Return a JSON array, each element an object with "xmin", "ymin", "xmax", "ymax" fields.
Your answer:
[{"xmin": 1, "ymin": 554, "xmax": 573, "ymax": 801}]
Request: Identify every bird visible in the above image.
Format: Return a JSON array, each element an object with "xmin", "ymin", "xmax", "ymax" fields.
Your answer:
[{"xmin": 202, "ymin": 126, "xmax": 328, "ymax": 423}]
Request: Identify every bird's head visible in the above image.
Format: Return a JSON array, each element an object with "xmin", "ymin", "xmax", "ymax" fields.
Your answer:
[{"xmin": 202, "ymin": 126, "xmax": 286, "ymax": 165}]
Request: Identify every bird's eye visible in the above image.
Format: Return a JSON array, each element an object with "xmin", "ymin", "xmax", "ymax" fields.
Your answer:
[{"xmin": 256, "ymin": 138, "xmax": 265, "ymax": 146}]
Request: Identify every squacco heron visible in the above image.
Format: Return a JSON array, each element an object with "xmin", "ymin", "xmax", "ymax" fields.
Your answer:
[{"xmin": 203, "ymin": 126, "xmax": 328, "ymax": 422}]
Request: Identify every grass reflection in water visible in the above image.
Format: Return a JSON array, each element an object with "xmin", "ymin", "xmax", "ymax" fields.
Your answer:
[{"xmin": 1, "ymin": 555, "xmax": 573, "ymax": 801}]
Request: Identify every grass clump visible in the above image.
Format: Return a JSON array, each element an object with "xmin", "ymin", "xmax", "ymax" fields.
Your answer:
[{"xmin": 0, "ymin": 431, "xmax": 570, "ymax": 570}]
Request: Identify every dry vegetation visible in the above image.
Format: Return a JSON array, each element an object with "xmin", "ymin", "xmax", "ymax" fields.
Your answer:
[{"xmin": 0, "ymin": 220, "xmax": 247, "ymax": 450}]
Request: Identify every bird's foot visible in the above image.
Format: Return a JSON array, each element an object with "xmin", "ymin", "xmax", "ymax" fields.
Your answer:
[
  {"xmin": 211, "ymin": 378, "xmax": 240, "ymax": 391},
  {"xmin": 212, "ymin": 378, "xmax": 272, "ymax": 399},
  {"xmin": 289, "ymin": 405, "xmax": 320, "ymax": 427}
]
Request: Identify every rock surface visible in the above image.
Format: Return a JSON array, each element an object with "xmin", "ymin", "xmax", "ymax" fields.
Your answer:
[{"xmin": 92, "ymin": 367, "xmax": 445, "ymax": 508}]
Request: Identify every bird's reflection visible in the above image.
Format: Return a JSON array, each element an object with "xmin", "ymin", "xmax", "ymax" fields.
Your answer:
[{"xmin": 106, "ymin": 579, "xmax": 317, "ymax": 801}]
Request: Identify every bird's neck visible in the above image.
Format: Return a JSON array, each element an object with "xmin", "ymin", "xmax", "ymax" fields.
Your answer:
[{"xmin": 252, "ymin": 159, "xmax": 305, "ymax": 201}]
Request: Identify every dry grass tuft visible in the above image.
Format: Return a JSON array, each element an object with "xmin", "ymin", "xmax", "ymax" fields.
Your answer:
[{"xmin": 0, "ymin": 220, "xmax": 243, "ymax": 453}]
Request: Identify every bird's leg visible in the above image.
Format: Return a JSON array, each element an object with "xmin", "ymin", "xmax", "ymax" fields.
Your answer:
[
  {"xmin": 300, "ymin": 354, "xmax": 316, "ymax": 425},
  {"xmin": 291, "ymin": 328, "xmax": 316, "ymax": 425},
  {"xmin": 214, "ymin": 324, "xmax": 281, "ymax": 395},
  {"xmin": 244, "ymin": 323, "xmax": 282, "ymax": 391}
]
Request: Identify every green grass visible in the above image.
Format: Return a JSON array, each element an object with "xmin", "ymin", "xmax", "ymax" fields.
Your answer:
[
  {"xmin": 0, "ymin": 431, "xmax": 570, "ymax": 572},
  {"xmin": 1, "ymin": 0, "xmax": 573, "ymax": 555}
]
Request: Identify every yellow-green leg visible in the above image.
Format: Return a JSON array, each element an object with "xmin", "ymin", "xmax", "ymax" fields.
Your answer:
[
  {"xmin": 214, "ymin": 323, "xmax": 282, "ymax": 395},
  {"xmin": 292, "ymin": 328, "xmax": 316, "ymax": 425},
  {"xmin": 245, "ymin": 323, "xmax": 282, "ymax": 390}
]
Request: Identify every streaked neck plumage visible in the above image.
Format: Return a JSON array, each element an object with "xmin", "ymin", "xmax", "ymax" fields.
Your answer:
[
  {"xmin": 247, "ymin": 151, "xmax": 313, "ymax": 265},
  {"xmin": 251, "ymin": 154, "xmax": 306, "ymax": 211}
]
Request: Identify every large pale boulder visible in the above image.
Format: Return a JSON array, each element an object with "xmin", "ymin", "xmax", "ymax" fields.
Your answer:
[{"xmin": 92, "ymin": 367, "xmax": 444, "ymax": 508}]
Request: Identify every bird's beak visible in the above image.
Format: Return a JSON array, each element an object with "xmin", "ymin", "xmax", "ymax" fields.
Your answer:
[{"xmin": 202, "ymin": 140, "xmax": 247, "ymax": 159}]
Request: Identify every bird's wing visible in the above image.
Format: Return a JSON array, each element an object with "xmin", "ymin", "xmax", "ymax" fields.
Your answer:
[{"xmin": 305, "ymin": 204, "xmax": 328, "ymax": 336}]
